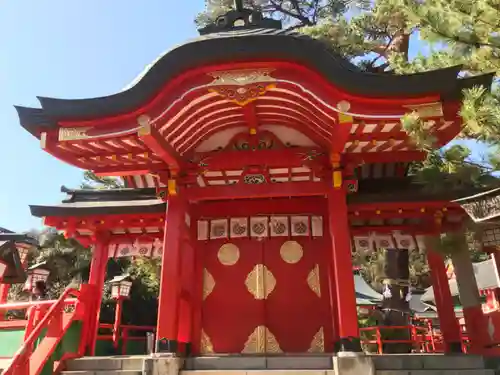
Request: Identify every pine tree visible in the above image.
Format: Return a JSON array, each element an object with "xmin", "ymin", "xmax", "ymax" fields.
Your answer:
[{"xmin": 388, "ymin": 0, "xmax": 500, "ymax": 143}]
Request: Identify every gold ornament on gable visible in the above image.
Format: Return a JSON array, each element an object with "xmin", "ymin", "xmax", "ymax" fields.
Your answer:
[{"xmin": 207, "ymin": 68, "xmax": 277, "ymax": 106}]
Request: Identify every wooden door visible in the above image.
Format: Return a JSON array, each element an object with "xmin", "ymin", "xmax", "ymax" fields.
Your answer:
[
  {"xmin": 264, "ymin": 237, "xmax": 333, "ymax": 353},
  {"xmin": 200, "ymin": 239, "xmax": 265, "ymax": 353},
  {"xmin": 200, "ymin": 237, "xmax": 333, "ymax": 354}
]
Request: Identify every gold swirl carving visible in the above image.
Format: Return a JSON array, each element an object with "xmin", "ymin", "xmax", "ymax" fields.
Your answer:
[
  {"xmin": 280, "ymin": 241, "xmax": 303, "ymax": 264},
  {"xmin": 245, "ymin": 264, "xmax": 276, "ymax": 300},
  {"xmin": 307, "ymin": 327, "xmax": 325, "ymax": 353},
  {"xmin": 200, "ymin": 329, "xmax": 214, "ymax": 354},
  {"xmin": 307, "ymin": 264, "xmax": 321, "ymax": 298},
  {"xmin": 217, "ymin": 243, "xmax": 240, "ymax": 266},
  {"xmin": 203, "ymin": 269, "xmax": 215, "ymax": 300},
  {"xmin": 242, "ymin": 325, "xmax": 282, "ymax": 354}
]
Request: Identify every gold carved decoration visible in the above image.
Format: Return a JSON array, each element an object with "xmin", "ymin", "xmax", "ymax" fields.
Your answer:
[
  {"xmin": 207, "ymin": 69, "xmax": 277, "ymax": 106},
  {"xmin": 217, "ymin": 243, "xmax": 240, "ymax": 266},
  {"xmin": 403, "ymin": 102, "xmax": 443, "ymax": 118},
  {"xmin": 307, "ymin": 264, "xmax": 321, "ymax": 298},
  {"xmin": 242, "ymin": 325, "xmax": 282, "ymax": 354},
  {"xmin": 203, "ymin": 269, "xmax": 215, "ymax": 300},
  {"xmin": 245, "ymin": 264, "xmax": 276, "ymax": 300},
  {"xmin": 208, "ymin": 69, "xmax": 276, "ymax": 86},
  {"xmin": 307, "ymin": 327, "xmax": 325, "ymax": 353},
  {"xmin": 280, "ymin": 241, "xmax": 303, "ymax": 264},
  {"xmin": 200, "ymin": 329, "xmax": 214, "ymax": 354},
  {"xmin": 59, "ymin": 127, "xmax": 92, "ymax": 141}
]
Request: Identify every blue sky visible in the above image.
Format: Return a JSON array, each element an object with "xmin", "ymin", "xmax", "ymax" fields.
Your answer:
[
  {"xmin": 0, "ymin": 1, "xmax": 487, "ymax": 232},
  {"xmin": 0, "ymin": 1, "xmax": 203, "ymax": 232}
]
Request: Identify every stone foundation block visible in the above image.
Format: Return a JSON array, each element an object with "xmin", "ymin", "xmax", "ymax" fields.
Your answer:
[{"xmin": 333, "ymin": 354, "xmax": 374, "ymax": 375}]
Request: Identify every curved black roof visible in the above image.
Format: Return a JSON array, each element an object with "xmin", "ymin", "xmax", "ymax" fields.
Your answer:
[
  {"xmin": 16, "ymin": 28, "xmax": 494, "ymax": 136},
  {"xmin": 30, "ymin": 186, "xmax": 165, "ymax": 218}
]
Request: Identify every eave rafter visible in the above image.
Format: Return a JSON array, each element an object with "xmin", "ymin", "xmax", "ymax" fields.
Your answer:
[{"xmin": 137, "ymin": 115, "xmax": 182, "ymax": 171}]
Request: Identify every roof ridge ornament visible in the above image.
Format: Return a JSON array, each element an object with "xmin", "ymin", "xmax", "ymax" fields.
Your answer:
[{"xmin": 198, "ymin": 0, "xmax": 282, "ymax": 35}]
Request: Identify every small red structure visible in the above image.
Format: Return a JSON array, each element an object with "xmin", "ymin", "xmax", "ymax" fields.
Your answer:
[{"xmin": 11, "ymin": 4, "xmax": 495, "ymax": 356}]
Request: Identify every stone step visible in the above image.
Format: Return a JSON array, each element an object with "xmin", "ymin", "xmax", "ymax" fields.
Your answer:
[
  {"xmin": 65, "ymin": 356, "xmax": 145, "ymax": 372},
  {"xmin": 184, "ymin": 356, "xmax": 333, "ymax": 370},
  {"xmin": 60, "ymin": 371, "xmax": 142, "ymax": 375},
  {"xmin": 181, "ymin": 371, "xmax": 336, "ymax": 375},
  {"xmin": 376, "ymin": 371, "xmax": 494, "ymax": 375},
  {"xmin": 371, "ymin": 354, "xmax": 486, "ymax": 371}
]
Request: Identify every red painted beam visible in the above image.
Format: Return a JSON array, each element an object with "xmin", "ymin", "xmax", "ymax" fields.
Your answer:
[
  {"xmin": 189, "ymin": 148, "xmax": 328, "ymax": 171},
  {"xmin": 348, "ymin": 200, "xmax": 461, "ymax": 212},
  {"xmin": 350, "ymin": 222, "xmax": 462, "ymax": 235},
  {"xmin": 138, "ymin": 118, "xmax": 182, "ymax": 170},
  {"xmin": 186, "ymin": 181, "xmax": 328, "ymax": 201},
  {"xmin": 344, "ymin": 151, "xmax": 426, "ymax": 164},
  {"xmin": 94, "ymin": 169, "xmax": 153, "ymax": 177},
  {"xmin": 194, "ymin": 197, "xmax": 328, "ymax": 217}
]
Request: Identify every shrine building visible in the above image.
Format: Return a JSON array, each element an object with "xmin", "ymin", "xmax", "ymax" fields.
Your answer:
[{"xmin": 13, "ymin": 5, "xmax": 494, "ymax": 357}]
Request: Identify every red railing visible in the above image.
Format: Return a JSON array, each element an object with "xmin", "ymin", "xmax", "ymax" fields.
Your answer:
[
  {"xmin": 360, "ymin": 323, "xmax": 471, "ymax": 354},
  {"xmin": 97, "ymin": 323, "xmax": 155, "ymax": 354},
  {"xmin": 1, "ymin": 285, "xmax": 92, "ymax": 375}
]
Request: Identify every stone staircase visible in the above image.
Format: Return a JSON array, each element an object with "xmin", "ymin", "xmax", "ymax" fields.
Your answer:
[
  {"xmin": 41, "ymin": 354, "xmax": 500, "ymax": 375},
  {"xmin": 61, "ymin": 356, "xmax": 145, "ymax": 375},
  {"xmin": 372, "ymin": 354, "xmax": 495, "ymax": 375}
]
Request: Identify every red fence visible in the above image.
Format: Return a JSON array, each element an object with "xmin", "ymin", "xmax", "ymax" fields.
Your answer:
[
  {"xmin": 97, "ymin": 323, "xmax": 155, "ymax": 354},
  {"xmin": 360, "ymin": 322, "xmax": 471, "ymax": 354}
]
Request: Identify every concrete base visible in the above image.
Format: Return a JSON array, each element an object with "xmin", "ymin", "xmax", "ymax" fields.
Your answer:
[
  {"xmin": 333, "ymin": 355, "xmax": 374, "ymax": 375},
  {"xmin": 144, "ymin": 356, "xmax": 184, "ymax": 375},
  {"xmin": 184, "ymin": 355, "xmax": 333, "ymax": 370}
]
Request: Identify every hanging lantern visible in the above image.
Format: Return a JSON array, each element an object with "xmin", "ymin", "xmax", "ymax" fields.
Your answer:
[
  {"xmin": 108, "ymin": 275, "xmax": 132, "ymax": 300},
  {"xmin": 24, "ymin": 262, "xmax": 50, "ymax": 292}
]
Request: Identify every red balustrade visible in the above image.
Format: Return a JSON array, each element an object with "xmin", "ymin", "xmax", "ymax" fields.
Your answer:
[
  {"xmin": 97, "ymin": 323, "xmax": 156, "ymax": 354},
  {"xmin": 0, "ymin": 284, "xmax": 93, "ymax": 375}
]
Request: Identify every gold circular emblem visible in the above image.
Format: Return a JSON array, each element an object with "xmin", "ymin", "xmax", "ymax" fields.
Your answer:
[
  {"xmin": 218, "ymin": 243, "xmax": 240, "ymax": 266},
  {"xmin": 280, "ymin": 241, "xmax": 303, "ymax": 264}
]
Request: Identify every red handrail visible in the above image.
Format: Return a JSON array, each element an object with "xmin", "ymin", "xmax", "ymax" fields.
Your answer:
[
  {"xmin": 3, "ymin": 287, "xmax": 81, "ymax": 375},
  {"xmin": 0, "ymin": 299, "xmax": 78, "ymax": 311},
  {"xmin": 97, "ymin": 323, "xmax": 156, "ymax": 354},
  {"xmin": 360, "ymin": 324, "xmax": 433, "ymax": 353}
]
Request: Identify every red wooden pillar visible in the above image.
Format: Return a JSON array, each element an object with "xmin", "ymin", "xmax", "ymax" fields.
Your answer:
[
  {"xmin": 156, "ymin": 195, "xmax": 185, "ymax": 353},
  {"xmin": 86, "ymin": 233, "xmax": 109, "ymax": 356},
  {"xmin": 427, "ymin": 249, "xmax": 462, "ymax": 352},
  {"xmin": 327, "ymin": 250, "xmax": 340, "ymax": 349},
  {"xmin": 178, "ymin": 229, "xmax": 195, "ymax": 355},
  {"xmin": 327, "ymin": 188, "xmax": 361, "ymax": 352}
]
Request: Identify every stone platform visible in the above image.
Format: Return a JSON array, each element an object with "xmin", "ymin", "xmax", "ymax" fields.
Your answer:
[{"xmin": 56, "ymin": 354, "xmax": 499, "ymax": 375}]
